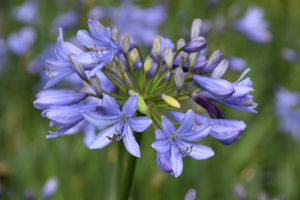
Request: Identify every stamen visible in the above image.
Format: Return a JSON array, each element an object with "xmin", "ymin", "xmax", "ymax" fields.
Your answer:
[{"xmin": 93, "ymin": 43, "xmax": 97, "ymax": 47}]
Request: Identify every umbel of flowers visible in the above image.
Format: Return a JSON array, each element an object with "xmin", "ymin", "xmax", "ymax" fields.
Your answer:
[{"xmin": 34, "ymin": 18, "xmax": 257, "ymax": 181}]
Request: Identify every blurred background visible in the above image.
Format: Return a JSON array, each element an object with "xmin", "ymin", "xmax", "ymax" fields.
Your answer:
[{"xmin": 0, "ymin": 0, "xmax": 300, "ymax": 199}]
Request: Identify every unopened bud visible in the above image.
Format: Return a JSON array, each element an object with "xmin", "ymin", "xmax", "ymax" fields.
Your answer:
[
  {"xmin": 202, "ymin": 50, "xmax": 223, "ymax": 74},
  {"xmin": 111, "ymin": 27, "xmax": 119, "ymax": 42},
  {"xmin": 211, "ymin": 59, "xmax": 228, "ymax": 79},
  {"xmin": 120, "ymin": 33, "xmax": 130, "ymax": 53},
  {"xmin": 177, "ymin": 38, "xmax": 186, "ymax": 60},
  {"xmin": 144, "ymin": 56, "xmax": 153, "ymax": 72},
  {"xmin": 68, "ymin": 53, "xmax": 87, "ymax": 81},
  {"xmin": 161, "ymin": 94, "xmax": 180, "ymax": 108},
  {"xmin": 117, "ymin": 59, "xmax": 125, "ymax": 73},
  {"xmin": 90, "ymin": 75, "xmax": 103, "ymax": 98},
  {"xmin": 189, "ymin": 52, "xmax": 200, "ymax": 68},
  {"xmin": 191, "ymin": 18, "xmax": 202, "ymax": 40},
  {"xmin": 163, "ymin": 47, "xmax": 173, "ymax": 68},
  {"xmin": 184, "ymin": 189, "xmax": 197, "ymax": 200},
  {"xmin": 174, "ymin": 67, "xmax": 184, "ymax": 91},
  {"xmin": 128, "ymin": 90, "xmax": 147, "ymax": 114},
  {"xmin": 182, "ymin": 37, "xmax": 207, "ymax": 53},
  {"xmin": 130, "ymin": 48, "xmax": 139, "ymax": 65},
  {"xmin": 152, "ymin": 36, "xmax": 162, "ymax": 57}
]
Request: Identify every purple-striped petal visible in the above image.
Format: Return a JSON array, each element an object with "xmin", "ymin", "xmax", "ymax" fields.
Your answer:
[
  {"xmin": 89, "ymin": 125, "xmax": 115, "ymax": 149},
  {"xmin": 181, "ymin": 141, "xmax": 214, "ymax": 160},
  {"xmin": 170, "ymin": 141, "xmax": 183, "ymax": 177},
  {"xmin": 81, "ymin": 110, "xmax": 119, "ymax": 127},
  {"xmin": 129, "ymin": 117, "xmax": 152, "ymax": 132},
  {"xmin": 122, "ymin": 94, "xmax": 138, "ymax": 117},
  {"xmin": 101, "ymin": 95, "xmax": 122, "ymax": 116},
  {"xmin": 178, "ymin": 122, "xmax": 212, "ymax": 142},
  {"xmin": 123, "ymin": 122, "xmax": 140, "ymax": 157},
  {"xmin": 152, "ymin": 138, "xmax": 171, "ymax": 153},
  {"xmin": 161, "ymin": 116, "xmax": 175, "ymax": 138},
  {"xmin": 175, "ymin": 110, "xmax": 195, "ymax": 134}
]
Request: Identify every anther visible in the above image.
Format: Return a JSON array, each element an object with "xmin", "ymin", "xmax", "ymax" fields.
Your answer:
[{"xmin": 93, "ymin": 44, "xmax": 96, "ymax": 47}]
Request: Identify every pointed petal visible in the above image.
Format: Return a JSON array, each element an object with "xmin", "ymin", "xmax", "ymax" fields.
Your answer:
[
  {"xmin": 170, "ymin": 142, "xmax": 183, "ymax": 177},
  {"xmin": 123, "ymin": 123, "xmax": 141, "ymax": 157},
  {"xmin": 129, "ymin": 117, "xmax": 152, "ymax": 132},
  {"xmin": 44, "ymin": 71, "xmax": 74, "ymax": 89},
  {"xmin": 90, "ymin": 60, "xmax": 107, "ymax": 76},
  {"xmin": 46, "ymin": 125, "xmax": 74, "ymax": 138},
  {"xmin": 154, "ymin": 129, "xmax": 165, "ymax": 140},
  {"xmin": 89, "ymin": 126, "xmax": 115, "ymax": 149},
  {"xmin": 101, "ymin": 95, "xmax": 122, "ymax": 116},
  {"xmin": 83, "ymin": 123, "xmax": 96, "ymax": 147},
  {"xmin": 181, "ymin": 140, "xmax": 214, "ymax": 160},
  {"xmin": 161, "ymin": 116, "xmax": 175, "ymax": 138},
  {"xmin": 152, "ymin": 138, "xmax": 171, "ymax": 153},
  {"xmin": 179, "ymin": 122, "xmax": 213, "ymax": 142},
  {"xmin": 81, "ymin": 110, "xmax": 119, "ymax": 127},
  {"xmin": 175, "ymin": 110, "xmax": 195, "ymax": 133},
  {"xmin": 122, "ymin": 94, "xmax": 138, "ymax": 117}
]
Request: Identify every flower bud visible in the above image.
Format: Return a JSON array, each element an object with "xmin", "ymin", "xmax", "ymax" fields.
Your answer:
[
  {"xmin": 191, "ymin": 18, "xmax": 202, "ymax": 40},
  {"xmin": 163, "ymin": 47, "xmax": 173, "ymax": 68},
  {"xmin": 117, "ymin": 59, "xmax": 125, "ymax": 73},
  {"xmin": 174, "ymin": 67, "xmax": 184, "ymax": 91},
  {"xmin": 68, "ymin": 53, "xmax": 87, "ymax": 81},
  {"xmin": 161, "ymin": 94, "xmax": 180, "ymax": 108},
  {"xmin": 152, "ymin": 36, "xmax": 162, "ymax": 57},
  {"xmin": 111, "ymin": 26, "xmax": 119, "ymax": 42},
  {"xmin": 120, "ymin": 33, "xmax": 130, "ymax": 54},
  {"xmin": 144, "ymin": 56, "xmax": 153, "ymax": 72},
  {"xmin": 130, "ymin": 48, "xmax": 139, "ymax": 65},
  {"xmin": 211, "ymin": 59, "xmax": 228, "ymax": 79},
  {"xmin": 184, "ymin": 189, "xmax": 197, "ymax": 200},
  {"xmin": 189, "ymin": 52, "xmax": 200, "ymax": 68},
  {"xmin": 128, "ymin": 90, "xmax": 147, "ymax": 114},
  {"xmin": 177, "ymin": 38, "xmax": 186, "ymax": 60},
  {"xmin": 202, "ymin": 50, "xmax": 223, "ymax": 74},
  {"xmin": 90, "ymin": 74, "xmax": 103, "ymax": 98},
  {"xmin": 192, "ymin": 75, "xmax": 235, "ymax": 99},
  {"xmin": 182, "ymin": 37, "xmax": 207, "ymax": 53}
]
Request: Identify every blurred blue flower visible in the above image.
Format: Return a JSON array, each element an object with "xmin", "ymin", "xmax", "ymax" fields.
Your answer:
[
  {"xmin": 87, "ymin": 6, "xmax": 105, "ymax": 21},
  {"xmin": 41, "ymin": 177, "xmax": 59, "ymax": 200},
  {"xmin": 7, "ymin": 26, "xmax": 36, "ymax": 56},
  {"xmin": 184, "ymin": 188, "xmax": 197, "ymax": 200},
  {"xmin": 152, "ymin": 110, "xmax": 214, "ymax": 177},
  {"xmin": 11, "ymin": 0, "xmax": 38, "ymax": 24},
  {"xmin": 51, "ymin": 10, "xmax": 79, "ymax": 35},
  {"xmin": 281, "ymin": 48, "xmax": 298, "ymax": 63},
  {"xmin": 82, "ymin": 95, "xmax": 152, "ymax": 157},
  {"xmin": 234, "ymin": 6, "xmax": 272, "ymax": 43},
  {"xmin": 228, "ymin": 56, "xmax": 247, "ymax": 71}
]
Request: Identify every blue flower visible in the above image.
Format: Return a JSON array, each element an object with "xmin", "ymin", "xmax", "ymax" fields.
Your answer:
[
  {"xmin": 51, "ymin": 10, "xmax": 79, "ymax": 35},
  {"xmin": 11, "ymin": 0, "xmax": 38, "ymax": 24},
  {"xmin": 182, "ymin": 37, "xmax": 208, "ymax": 53},
  {"xmin": 81, "ymin": 94, "xmax": 152, "ymax": 157},
  {"xmin": 41, "ymin": 177, "xmax": 59, "ymax": 200},
  {"xmin": 44, "ymin": 28, "xmax": 94, "ymax": 89},
  {"xmin": 234, "ymin": 6, "xmax": 272, "ymax": 43},
  {"xmin": 76, "ymin": 19, "xmax": 133, "ymax": 76},
  {"xmin": 169, "ymin": 111, "xmax": 246, "ymax": 145},
  {"xmin": 152, "ymin": 110, "xmax": 214, "ymax": 177},
  {"xmin": 192, "ymin": 75, "xmax": 236, "ymax": 99},
  {"xmin": 228, "ymin": 56, "xmax": 247, "ymax": 71},
  {"xmin": 197, "ymin": 68, "xmax": 258, "ymax": 113},
  {"xmin": 7, "ymin": 26, "xmax": 36, "ymax": 56}
]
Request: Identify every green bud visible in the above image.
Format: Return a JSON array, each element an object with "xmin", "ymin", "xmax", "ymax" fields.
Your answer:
[
  {"xmin": 189, "ymin": 52, "xmax": 200, "ymax": 68},
  {"xmin": 130, "ymin": 48, "xmax": 139, "ymax": 65},
  {"xmin": 144, "ymin": 56, "xmax": 153, "ymax": 72},
  {"xmin": 174, "ymin": 67, "xmax": 184, "ymax": 91},
  {"xmin": 152, "ymin": 36, "xmax": 162, "ymax": 57},
  {"xmin": 177, "ymin": 38, "xmax": 186, "ymax": 60},
  {"xmin": 163, "ymin": 47, "xmax": 173, "ymax": 68},
  {"xmin": 161, "ymin": 94, "xmax": 180, "ymax": 108},
  {"xmin": 90, "ymin": 75, "xmax": 103, "ymax": 98},
  {"xmin": 111, "ymin": 27, "xmax": 119, "ymax": 42},
  {"xmin": 120, "ymin": 33, "xmax": 130, "ymax": 54},
  {"xmin": 128, "ymin": 90, "xmax": 148, "ymax": 114},
  {"xmin": 117, "ymin": 59, "xmax": 125, "ymax": 73}
]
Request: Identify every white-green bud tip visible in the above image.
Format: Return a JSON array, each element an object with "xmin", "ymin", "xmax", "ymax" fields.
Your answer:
[
  {"xmin": 120, "ymin": 32, "xmax": 130, "ymax": 54},
  {"xmin": 68, "ymin": 53, "xmax": 87, "ymax": 81},
  {"xmin": 152, "ymin": 36, "xmax": 162, "ymax": 57},
  {"xmin": 177, "ymin": 38, "xmax": 186, "ymax": 60},
  {"xmin": 144, "ymin": 56, "xmax": 153, "ymax": 72},
  {"xmin": 111, "ymin": 27, "xmax": 119, "ymax": 43},
  {"xmin": 191, "ymin": 18, "xmax": 202, "ymax": 40},
  {"xmin": 163, "ymin": 47, "xmax": 174, "ymax": 68},
  {"xmin": 211, "ymin": 59, "xmax": 228, "ymax": 79},
  {"xmin": 162, "ymin": 94, "xmax": 180, "ymax": 108},
  {"xmin": 130, "ymin": 48, "xmax": 139, "ymax": 65},
  {"xmin": 174, "ymin": 67, "xmax": 184, "ymax": 91},
  {"xmin": 189, "ymin": 52, "xmax": 201, "ymax": 68}
]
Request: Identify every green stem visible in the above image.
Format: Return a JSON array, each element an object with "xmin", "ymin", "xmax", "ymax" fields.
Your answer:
[
  {"xmin": 116, "ymin": 141, "xmax": 124, "ymax": 197},
  {"xmin": 173, "ymin": 47, "xmax": 182, "ymax": 61},
  {"xmin": 158, "ymin": 68, "xmax": 173, "ymax": 93},
  {"xmin": 124, "ymin": 53, "xmax": 141, "ymax": 92},
  {"xmin": 119, "ymin": 112, "xmax": 144, "ymax": 200},
  {"xmin": 147, "ymin": 56, "xmax": 161, "ymax": 94},
  {"xmin": 149, "ymin": 68, "xmax": 169, "ymax": 94},
  {"xmin": 102, "ymin": 90, "xmax": 127, "ymax": 100},
  {"xmin": 175, "ymin": 90, "xmax": 180, "ymax": 99}
]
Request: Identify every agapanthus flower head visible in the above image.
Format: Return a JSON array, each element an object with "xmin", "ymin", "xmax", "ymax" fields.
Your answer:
[{"xmin": 152, "ymin": 110, "xmax": 214, "ymax": 177}]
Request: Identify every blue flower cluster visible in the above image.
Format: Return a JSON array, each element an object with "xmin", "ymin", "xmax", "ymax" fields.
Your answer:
[{"xmin": 33, "ymin": 16, "xmax": 257, "ymax": 177}]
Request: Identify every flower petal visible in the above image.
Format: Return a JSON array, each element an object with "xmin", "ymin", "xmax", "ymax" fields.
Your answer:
[
  {"xmin": 123, "ymin": 122, "xmax": 141, "ymax": 157},
  {"xmin": 81, "ymin": 110, "xmax": 119, "ymax": 127},
  {"xmin": 129, "ymin": 116, "xmax": 152, "ymax": 132},
  {"xmin": 83, "ymin": 123, "xmax": 96, "ymax": 147},
  {"xmin": 122, "ymin": 94, "xmax": 138, "ymax": 117},
  {"xmin": 101, "ymin": 95, "xmax": 122, "ymax": 116},
  {"xmin": 44, "ymin": 71, "xmax": 74, "ymax": 89},
  {"xmin": 89, "ymin": 126, "xmax": 115, "ymax": 149},
  {"xmin": 179, "ymin": 122, "xmax": 213, "ymax": 142},
  {"xmin": 170, "ymin": 141, "xmax": 183, "ymax": 177},
  {"xmin": 161, "ymin": 116, "xmax": 175, "ymax": 138},
  {"xmin": 182, "ymin": 140, "xmax": 214, "ymax": 160},
  {"xmin": 175, "ymin": 110, "xmax": 195, "ymax": 133},
  {"xmin": 152, "ymin": 138, "xmax": 171, "ymax": 154}
]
